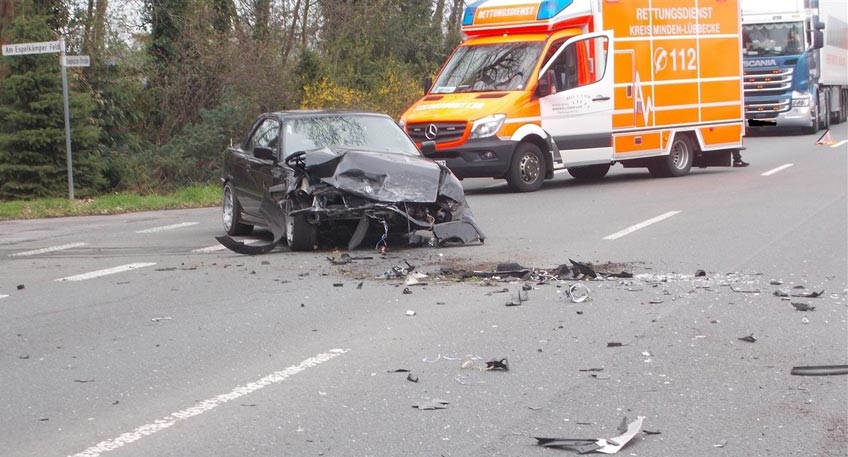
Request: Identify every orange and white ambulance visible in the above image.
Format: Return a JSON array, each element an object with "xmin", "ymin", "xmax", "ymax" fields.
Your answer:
[{"xmin": 400, "ymin": 0, "xmax": 745, "ymax": 192}]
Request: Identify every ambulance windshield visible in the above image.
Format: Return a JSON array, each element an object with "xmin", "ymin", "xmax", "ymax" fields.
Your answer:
[{"xmin": 431, "ymin": 42, "xmax": 544, "ymax": 93}]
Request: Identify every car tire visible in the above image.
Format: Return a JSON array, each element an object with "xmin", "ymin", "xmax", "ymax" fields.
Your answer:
[
  {"xmin": 506, "ymin": 142, "xmax": 545, "ymax": 192},
  {"xmin": 223, "ymin": 183, "xmax": 253, "ymax": 236},
  {"xmin": 648, "ymin": 134, "xmax": 694, "ymax": 178},
  {"xmin": 568, "ymin": 163, "xmax": 611, "ymax": 180},
  {"xmin": 286, "ymin": 199, "xmax": 318, "ymax": 251}
]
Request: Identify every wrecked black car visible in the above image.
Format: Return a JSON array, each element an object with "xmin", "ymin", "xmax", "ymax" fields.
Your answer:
[{"xmin": 219, "ymin": 111, "xmax": 485, "ymax": 254}]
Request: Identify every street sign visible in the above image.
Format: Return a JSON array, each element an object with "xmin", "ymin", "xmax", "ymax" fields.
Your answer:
[
  {"xmin": 63, "ymin": 55, "xmax": 90, "ymax": 67},
  {"xmin": 1, "ymin": 40, "xmax": 62, "ymax": 56}
]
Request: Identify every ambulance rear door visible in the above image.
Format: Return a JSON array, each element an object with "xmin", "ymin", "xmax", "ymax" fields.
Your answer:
[{"xmin": 539, "ymin": 31, "xmax": 614, "ymax": 166}]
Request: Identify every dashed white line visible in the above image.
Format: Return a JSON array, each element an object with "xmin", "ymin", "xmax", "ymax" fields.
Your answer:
[
  {"xmin": 9, "ymin": 242, "xmax": 88, "ymax": 257},
  {"xmin": 192, "ymin": 239, "xmax": 261, "ymax": 253},
  {"xmin": 68, "ymin": 349, "xmax": 349, "ymax": 457},
  {"xmin": 604, "ymin": 211, "xmax": 682, "ymax": 240},
  {"xmin": 761, "ymin": 163, "xmax": 794, "ymax": 176},
  {"xmin": 55, "ymin": 263, "xmax": 156, "ymax": 282},
  {"xmin": 831, "ymin": 140, "xmax": 847, "ymax": 149},
  {"xmin": 135, "ymin": 222, "xmax": 198, "ymax": 234},
  {"xmin": 0, "ymin": 295, "xmax": 8, "ymax": 300}
]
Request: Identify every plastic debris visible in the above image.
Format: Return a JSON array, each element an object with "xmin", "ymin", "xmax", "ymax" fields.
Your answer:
[
  {"xmin": 413, "ymin": 399, "xmax": 449, "ymax": 410},
  {"xmin": 406, "ymin": 373, "xmax": 419, "ymax": 383},
  {"xmin": 151, "ymin": 317, "xmax": 173, "ymax": 322},
  {"xmin": 485, "ymin": 358, "xmax": 509, "ymax": 371},
  {"xmin": 607, "ymin": 342, "xmax": 624, "ymax": 347},
  {"xmin": 790, "ymin": 365, "xmax": 848, "ymax": 376},
  {"xmin": 569, "ymin": 259, "xmax": 597, "ymax": 279},
  {"xmin": 793, "ymin": 289, "xmax": 825, "ymax": 298},
  {"xmin": 405, "ymin": 272, "xmax": 429, "ymax": 286},
  {"xmin": 333, "ymin": 283, "xmax": 344, "ymax": 287},
  {"xmin": 738, "ymin": 334, "xmax": 757, "ymax": 343},
  {"xmin": 791, "ymin": 302, "xmax": 815, "ymax": 312},
  {"xmin": 694, "ymin": 269, "xmax": 706, "ymax": 277},
  {"xmin": 405, "ymin": 310, "xmax": 416, "ymax": 316},
  {"xmin": 402, "ymin": 287, "xmax": 412, "ymax": 295},
  {"xmin": 535, "ymin": 416, "xmax": 646, "ymax": 454},
  {"xmin": 713, "ymin": 439, "xmax": 728, "ymax": 448},
  {"xmin": 17, "ymin": 284, "xmax": 24, "ymax": 290},
  {"xmin": 562, "ymin": 283, "xmax": 591, "ymax": 303}
]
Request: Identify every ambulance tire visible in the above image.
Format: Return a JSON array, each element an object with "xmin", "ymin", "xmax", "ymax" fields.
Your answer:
[
  {"xmin": 506, "ymin": 143, "xmax": 545, "ymax": 192},
  {"xmin": 648, "ymin": 134, "xmax": 694, "ymax": 178},
  {"xmin": 568, "ymin": 164, "xmax": 611, "ymax": 180}
]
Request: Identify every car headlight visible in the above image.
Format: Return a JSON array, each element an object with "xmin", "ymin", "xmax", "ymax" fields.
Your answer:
[
  {"xmin": 470, "ymin": 114, "xmax": 506, "ymax": 139},
  {"xmin": 791, "ymin": 91, "xmax": 811, "ymax": 107}
]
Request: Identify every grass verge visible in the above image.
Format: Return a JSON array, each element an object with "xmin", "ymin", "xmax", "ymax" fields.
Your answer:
[{"xmin": 0, "ymin": 184, "xmax": 221, "ymax": 221}]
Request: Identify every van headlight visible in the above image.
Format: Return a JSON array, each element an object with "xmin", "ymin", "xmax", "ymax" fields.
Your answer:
[
  {"xmin": 791, "ymin": 91, "xmax": 811, "ymax": 107},
  {"xmin": 470, "ymin": 114, "xmax": 506, "ymax": 139}
]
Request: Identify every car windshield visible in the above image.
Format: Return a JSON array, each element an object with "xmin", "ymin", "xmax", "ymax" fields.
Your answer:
[
  {"xmin": 743, "ymin": 22, "xmax": 805, "ymax": 57},
  {"xmin": 431, "ymin": 42, "xmax": 544, "ymax": 93},
  {"xmin": 282, "ymin": 115, "xmax": 420, "ymax": 157}
]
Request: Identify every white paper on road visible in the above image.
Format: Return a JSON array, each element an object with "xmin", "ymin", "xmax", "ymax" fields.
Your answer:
[{"xmin": 9, "ymin": 242, "xmax": 88, "ymax": 257}]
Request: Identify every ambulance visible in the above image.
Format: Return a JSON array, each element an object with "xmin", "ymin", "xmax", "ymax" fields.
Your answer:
[{"xmin": 400, "ymin": 0, "xmax": 745, "ymax": 192}]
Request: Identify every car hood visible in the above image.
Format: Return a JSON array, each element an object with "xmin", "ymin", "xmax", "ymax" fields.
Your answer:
[{"xmin": 303, "ymin": 147, "xmax": 445, "ymax": 203}]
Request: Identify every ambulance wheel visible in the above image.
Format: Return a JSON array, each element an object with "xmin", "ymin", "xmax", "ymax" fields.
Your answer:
[
  {"xmin": 648, "ymin": 134, "xmax": 693, "ymax": 178},
  {"xmin": 506, "ymin": 143, "xmax": 545, "ymax": 192},
  {"xmin": 568, "ymin": 164, "xmax": 610, "ymax": 180}
]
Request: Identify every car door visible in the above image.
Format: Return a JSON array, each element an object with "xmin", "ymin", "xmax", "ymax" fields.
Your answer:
[
  {"xmin": 241, "ymin": 117, "xmax": 282, "ymax": 217},
  {"xmin": 539, "ymin": 31, "xmax": 614, "ymax": 167}
]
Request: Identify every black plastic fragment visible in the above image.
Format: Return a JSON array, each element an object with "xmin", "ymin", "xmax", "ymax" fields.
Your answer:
[
  {"xmin": 215, "ymin": 236, "xmax": 278, "ymax": 255},
  {"xmin": 534, "ymin": 437, "xmax": 602, "ymax": 453},
  {"xmin": 738, "ymin": 334, "xmax": 757, "ymax": 343},
  {"xmin": 790, "ymin": 365, "xmax": 848, "ymax": 376},
  {"xmin": 402, "ymin": 287, "xmax": 412, "ymax": 295},
  {"xmin": 694, "ymin": 269, "xmax": 706, "ymax": 277},
  {"xmin": 406, "ymin": 373, "xmax": 419, "ymax": 383},
  {"xmin": 569, "ymin": 259, "xmax": 597, "ymax": 278},
  {"xmin": 791, "ymin": 302, "xmax": 815, "ymax": 311},
  {"xmin": 485, "ymin": 358, "xmax": 509, "ymax": 371},
  {"xmin": 607, "ymin": 342, "xmax": 624, "ymax": 347}
]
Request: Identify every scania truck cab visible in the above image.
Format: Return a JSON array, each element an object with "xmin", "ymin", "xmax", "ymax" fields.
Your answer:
[
  {"xmin": 742, "ymin": 0, "xmax": 848, "ymax": 133},
  {"xmin": 400, "ymin": 0, "xmax": 745, "ymax": 192}
]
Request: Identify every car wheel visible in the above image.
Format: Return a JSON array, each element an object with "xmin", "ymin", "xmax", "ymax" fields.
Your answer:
[
  {"xmin": 506, "ymin": 142, "xmax": 545, "ymax": 192},
  {"xmin": 223, "ymin": 183, "xmax": 253, "ymax": 236},
  {"xmin": 648, "ymin": 134, "xmax": 694, "ymax": 178},
  {"xmin": 568, "ymin": 163, "xmax": 611, "ymax": 180},
  {"xmin": 286, "ymin": 199, "xmax": 318, "ymax": 251}
]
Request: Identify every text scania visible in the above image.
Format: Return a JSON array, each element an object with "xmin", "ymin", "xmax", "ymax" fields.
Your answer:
[
  {"xmin": 477, "ymin": 7, "xmax": 535, "ymax": 19},
  {"xmin": 743, "ymin": 59, "xmax": 778, "ymax": 67}
]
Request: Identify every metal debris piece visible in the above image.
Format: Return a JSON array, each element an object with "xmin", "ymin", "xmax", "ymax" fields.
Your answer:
[
  {"xmin": 791, "ymin": 302, "xmax": 815, "ymax": 311},
  {"xmin": 535, "ymin": 416, "xmax": 646, "ymax": 454},
  {"xmin": 713, "ymin": 439, "xmax": 727, "ymax": 448},
  {"xmin": 388, "ymin": 369, "xmax": 410, "ymax": 373},
  {"xmin": 413, "ymin": 399, "xmax": 449, "ymax": 410},
  {"xmin": 578, "ymin": 367, "xmax": 605, "ymax": 372},
  {"xmin": 151, "ymin": 317, "xmax": 173, "ymax": 322},
  {"xmin": 607, "ymin": 342, "xmax": 624, "ymax": 347},
  {"xmin": 790, "ymin": 365, "xmax": 848, "ymax": 376},
  {"xmin": 565, "ymin": 283, "xmax": 591, "ymax": 303},
  {"xmin": 738, "ymin": 334, "xmax": 757, "ymax": 343},
  {"xmin": 731, "ymin": 287, "xmax": 761, "ymax": 293},
  {"xmin": 770, "ymin": 279, "xmax": 783, "ymax": 285},
  {"xmin": 792, "ymin": 289, "xmax": 825, "ymax": 298},
  {"xmin": 406, "ymin": 373, "xmax": 419, "ymax": 383},
  {"xmin": 642, "ymin": 429, "xmax": 661, "ymax": 435},
  {"xmin": 774, "ymin": 289, "xmax": 790, "ymax": 297},
  {"xmin": 485, "ymin": 358, "xmax": 509, "ymax": 371}
]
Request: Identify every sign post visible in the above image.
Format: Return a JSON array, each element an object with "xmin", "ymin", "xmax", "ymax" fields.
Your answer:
[{"xmin": 2, "ymin": 38, "xmax": 89, "ymax": 200}]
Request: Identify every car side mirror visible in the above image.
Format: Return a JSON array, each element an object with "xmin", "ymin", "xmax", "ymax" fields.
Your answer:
[
  {"xmin": 420, "ymin": 141, "xmax": 436, "ymax": 156},
  {"xmin": 537, "ymin": 70, "xmax": 554, "ymax": 97},
  {"xmin": 423, "ymin": 76, "xmax": 433, "ymax": 94},
  {"xmin": 254, "ymin": 146, "xmax": 277, "ymax": 162},
  {"xmin": 811, "ymin": 30, "xmax": 824, "ymax": 49}
]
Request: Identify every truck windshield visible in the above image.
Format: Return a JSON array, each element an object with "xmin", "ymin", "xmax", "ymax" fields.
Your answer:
[
  {"xmin": 431, "ymin": 42, "xmax": 544, "ymax": 93},
  {"xmin": 743, "ymin": 22, "xmax": 805, "ymax": 56}
]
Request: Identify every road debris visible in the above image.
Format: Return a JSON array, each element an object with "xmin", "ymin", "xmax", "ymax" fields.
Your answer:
[
  {"xmin": 790, "ymin": 365, "xmax": 848, "ymax": 376},
  {"xmin": 151, "ymin": 317, "xmax": 173, "ymax": 322},
  {"xmin": 405, "ymin": 310, "xmax": 416, "ymax": 316},
  {"xmin": 561, "ymin": 283, "xmax": 591, "ymax": 303},
  {"xmin": 413, "ymin": 399, "xmax": 449, "ymax": 410},
  {"xmin": 607, "ymin": 342, "xmax": 625, "ymax": 347},
  {"xmin": 791, "ymin": 302, "xmax": 815, "ymax": 311},
  {"xmin": 406, "ymin": 373, "xmax": 419, "ymax": 383},
  {"xmin": 484, "ymin": 358, "xmax": 509, "ymax": 371},
  {"xmin": 402, "ymin": 287, "xmax": 412, "ymax": 295},
  {"xmin": 695, "ymin": 269, "xmax": 706, "ymax": 277},
  {"xmin": 713, "ymin": 439, "xmax": 728, "ymax": 448},
  {"xmin": 333, "ymin": 283, "xmax": 344, "ymax": 287},
  {"xmin": 738, "ymin": 334, "xmax": 757, "ymax": 343},
  {"xmin": 535, "ymin": 416, "xmax": 646, "ymax": 454},
  {"xmin": 405, "ymin": 272, "xmax": 429, "ymax": 286},
  {"xmin": 74, "ymin": 379, "xmax": 95, "ymax": 383},
  {"xmin": 17, "ymin": 284, "xmax": 25, "ymax": 290},
  {"xmin": 506, "ymin": 288, "xmax": 528, "ymax": 306}
]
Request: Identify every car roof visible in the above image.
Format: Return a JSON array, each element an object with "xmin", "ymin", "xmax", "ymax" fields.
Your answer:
[{"xmin": 266, "ymin": 110, "xmax": 393, "ymax": 120}]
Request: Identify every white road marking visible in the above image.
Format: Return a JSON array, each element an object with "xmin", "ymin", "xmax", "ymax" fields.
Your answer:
[
  {"xmin": 0, "ymin": 295, "xmax": 8, "ymax": 299},
  {"xmin": 135, "ymin": 222, "xmax": 198, "ymax": 234},
  {"xmin": 830, "ymin": 140, "xmax": 847, "ymax": 148},
  {"xmin": 69, "ymin": 349, "xmax": 349, "ymax": 457},
  {"xmin": 55, "ymin": 263, "xmax": 156, "ymax": 282},
  {"xmin": 604, "ymin": 211, "xmax": 682, "ymax": 240},
  {"xmin": 192, "ymin": 239, "xmax": 262, "ymax": 253},
  {"xmin": 9, "ymin": 242, "xmax": 88, "ymax": 257},
  {"xmin": 761, "ymin": 163, "xmax": 794, "ymax": 176}
]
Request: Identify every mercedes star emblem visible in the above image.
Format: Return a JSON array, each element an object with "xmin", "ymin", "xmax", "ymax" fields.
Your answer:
[{"xmin": 425, "ymin": 123, "xmax": 439, "ymax": 140}]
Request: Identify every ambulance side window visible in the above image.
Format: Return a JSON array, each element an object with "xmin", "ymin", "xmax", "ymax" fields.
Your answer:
[{"xmin": 549, "ymin": 36, "xmax": 609, "ymax": 90}]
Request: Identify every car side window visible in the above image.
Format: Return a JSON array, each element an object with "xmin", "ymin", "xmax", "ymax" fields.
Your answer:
[{"xmin": 247, "ymin": 119, "xmax": 281, "ymax": 156}]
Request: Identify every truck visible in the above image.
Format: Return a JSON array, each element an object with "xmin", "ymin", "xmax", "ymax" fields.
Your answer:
[
  {"xmin": 400, "ymin": 0, "xmax": 745, "ymax": 192},
  {"xmin": 741, "ymin": 0, "xmax": 848, "ymax": 134}
]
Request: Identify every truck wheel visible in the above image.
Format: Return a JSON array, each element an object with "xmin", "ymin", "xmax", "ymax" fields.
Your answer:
[
  {"xmin": 285, "ymin": 199, "xmax": 318, "ymax": 251},
  {"xmin": 223, "ymin": 183, "xmax": 253, "ymax": 236},
  {"xmin": 804, "ymin": 99, "xmax": 821, "ymax": 134},
  {"xmin": 568, "ymin": 164, "xmax": 611, "ymax": 180},
  {"xmin": 506, "ymin": 143, "xmax": 545, "ymax": 192},
  {"xmin": 648, "ymin": 134, "xmax": 694, "ymax": 178}
]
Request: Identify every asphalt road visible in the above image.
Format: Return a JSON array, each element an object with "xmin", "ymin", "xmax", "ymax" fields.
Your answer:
[{"xmin": 2, "ymin": 126, "xmax": 846, "ymax": 457}]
